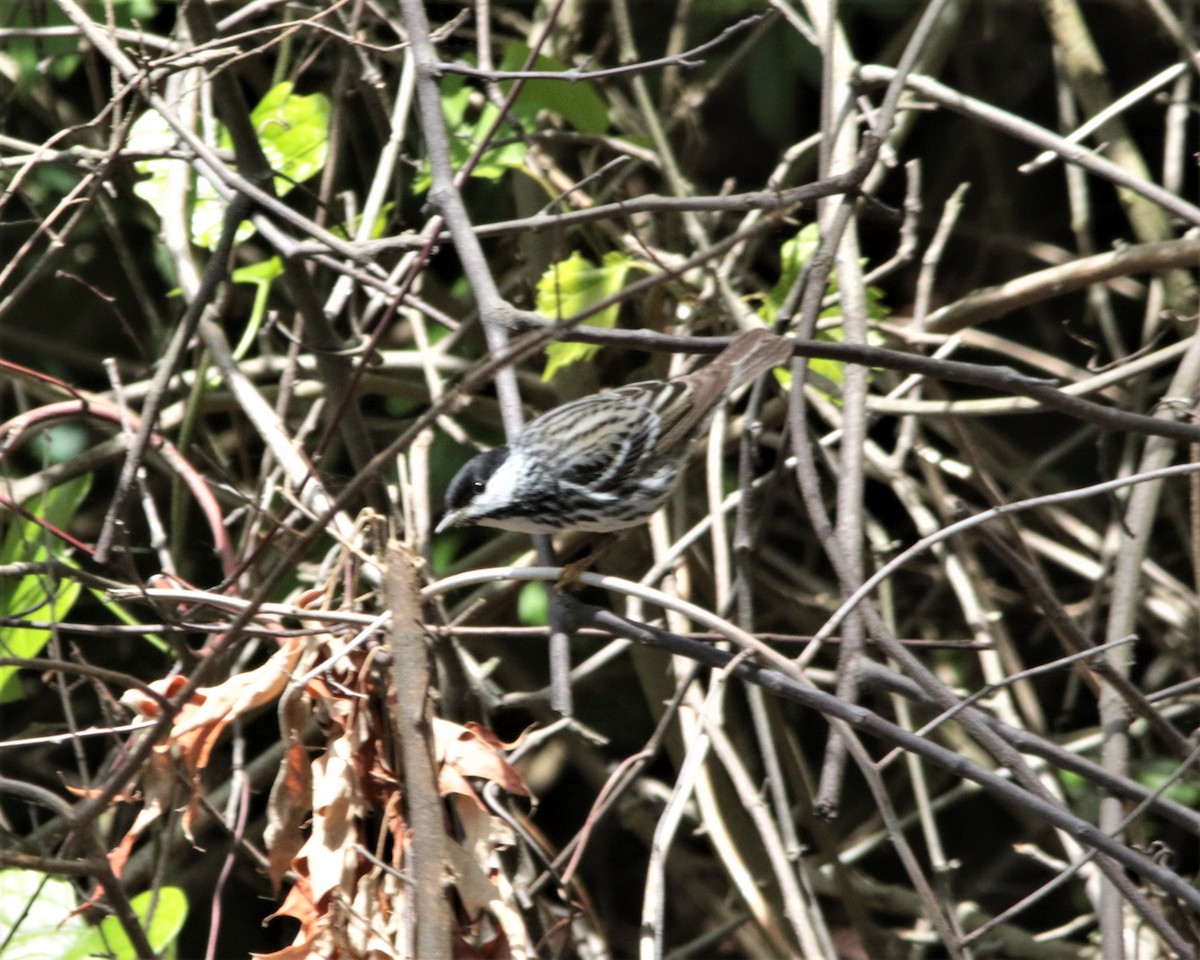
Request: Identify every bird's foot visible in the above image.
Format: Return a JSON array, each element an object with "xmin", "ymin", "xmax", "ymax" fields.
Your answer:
[{"xmin": 555, "ymin": 534, "xmax": 618, "ymax": 591}]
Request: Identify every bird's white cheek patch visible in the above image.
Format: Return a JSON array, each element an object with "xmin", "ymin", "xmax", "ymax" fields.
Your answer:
[{"xmin": 472, "ymin": 450, "xmax": 531, "ymax": 514}]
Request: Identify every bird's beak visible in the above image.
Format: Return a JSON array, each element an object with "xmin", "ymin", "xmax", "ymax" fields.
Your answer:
[{"xmin": 435, "ymin": 508, "xmax": 468, "ymax": 534}]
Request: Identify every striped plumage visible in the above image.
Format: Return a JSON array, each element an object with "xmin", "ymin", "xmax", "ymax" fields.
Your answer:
[{"xmin": 436, "ymin": 329, "xmax": 793, "ymax": 534}]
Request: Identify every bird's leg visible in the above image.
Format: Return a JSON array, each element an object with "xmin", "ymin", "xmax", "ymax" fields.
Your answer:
[{"xmin": 555, "ymin": 533, "xmax": 621, "ymax": 591}]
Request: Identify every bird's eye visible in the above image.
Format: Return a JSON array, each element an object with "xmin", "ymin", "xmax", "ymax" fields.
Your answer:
[{"xmin": 473, "ymin": 479, "xmax": 485, "ymax": 493}]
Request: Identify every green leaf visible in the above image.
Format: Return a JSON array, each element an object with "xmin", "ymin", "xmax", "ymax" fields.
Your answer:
[
  {"xmin": 498, "ymin": 41, "xmax": 610, "ymax": 134},
  {"xmin": 127, "ymin": 108, "xmax": 251, "ymax": 250},
  {"xmin": 0, "ymin": 874, "xmax": 187, "ymax": 960},
  {"xmin": 759, "ymin": 225, "xmax": 888, "ymax": 393},
  {"xmin": 414, "ymin": 44, "xmax": 609, "ymax": 194},
  {"xmin": 518, "ymin": 581, "xmax": 549, "ymax": 627},
  {"xmin": 413, "ymin": 76, "xmax": 528, "ymax": 192},
  {"xmin": 811, "ymin": 286, "xmax": 888, "ymax": 391},
  {"xmin": 536, "ymin": 251, "xmax": 653, "ymax": 380},
  {"xmin": 189, "ymin": 141, "xmax": 253, "ymax": 250},
  {"xmin": 761, "ymin": 223, "xmax": 820, "ymax": 318},
  {"xmin": 0, "ymin": 870, "xmax": 92, "ymax": 960},
  {"xmin": 82, "ymin": 887, "xmax": 189, "ymax": 960},
  {"xmin": 332, "ymin": 202, "xmax": 394, "ymax": 242},
  {"xmin": 0, "ymin": 476, "xmax": 90, "ymax": 703},
  {"xmin": 131, "ymin": 82, "xmax": 330, "ymax": 250},
  {"xmin": 251, "ymin": 82, "xmax": 331, "ymax": 197},
  {"xmin": 230, "ymin": 257, "xmax": 286, "ymax": 359}
]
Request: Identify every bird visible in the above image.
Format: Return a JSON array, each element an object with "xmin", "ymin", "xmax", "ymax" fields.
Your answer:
[{"xmin": 435, "ymin": 328, "xmax": 793, "ymax": 536}]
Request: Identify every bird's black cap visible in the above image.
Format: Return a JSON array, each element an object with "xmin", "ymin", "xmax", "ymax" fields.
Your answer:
[{"xmin": 443, "ymin": 445, "xmax": 510, "ymax": 512}]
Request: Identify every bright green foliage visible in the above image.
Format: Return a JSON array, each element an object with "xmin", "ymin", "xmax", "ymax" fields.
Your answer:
[
  {"xmin": 230, "ymin": 257, "xmax": 287, "ymax": 360},
  {"xmin": 251, "ymin": 83, "xmax": 331, "ymax": 196},
  {"xmin": 416, "ymin": 41, "xmax": 611, "ymax": 192},
  {"xmin": 131, "ymin": 82, "xmax": 331, "ymax": 250},
  {"xmin": 536, "ymin": 251, "xmax": 653, "ymax": 380},
  {"xmin": 0, "ymin": 870, "xmax": 90, "ymax": 960},
  {"xmin": 0, "ymin": 869, "xmax": 189, "ymax": 960},
  {"xmin": 498, "ymin": 41, "xmax": 610, "ymax": 134},
  {"xmin": 73, "ymin": 886, "xmax": 189, "ymax": 960},
  {"xmin": 760, "ymin": 224, "xmax": 888, "ymax": 393},
  {"xmin": 415, "ymin": 76, "xmax": 528, "ymax": 191},
  {"xmin": 0, "ymin": 476, "xmax": 89, "ymax": 703}
]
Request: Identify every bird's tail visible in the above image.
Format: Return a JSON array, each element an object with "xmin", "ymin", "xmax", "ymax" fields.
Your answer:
[
  {"xmin": 656, "ymin": 328, "xmax": 792, "ymax": 450},
  {"xmin": 718, "ymin": 328, "xmax": 794, "ymax": 389}
]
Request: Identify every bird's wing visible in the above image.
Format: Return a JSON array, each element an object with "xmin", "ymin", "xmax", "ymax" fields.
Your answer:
[
  {"xmin": 514, "ymin": 331, "xmax": 790, "ymax": 491},
  {"xmin": 647, "ymin": 369, "xmax": 729, "ymax": 454},
  {"xmin": 610, "ymin": 380, "xmax": 695, "ymax": 457},
  {"xmin": 520, "ymin": 387, "xmax": 673, "ymax": 491},
  {"xmin": 653, "ymin": 329, "xmax": 792, "ymax": 453}
]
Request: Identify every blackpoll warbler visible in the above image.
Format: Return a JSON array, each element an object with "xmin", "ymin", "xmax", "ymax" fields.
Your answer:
[{"xmin": 436, "ymin": 328, "xmax": 793, "ymax": 535}]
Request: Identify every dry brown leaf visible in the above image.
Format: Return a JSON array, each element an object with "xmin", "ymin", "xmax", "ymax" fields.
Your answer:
[
  {"xmin": 445, "ymin": 821, "xmax": 527, "ymax": 958},
  {"xmin": 304, "ymin": 724, "xmax": 366, "ymax": 906},
  {"xmin": 264, "ymin": 686, "xmax": 314, "ymax": 891},
  {"xmin": 121, "ymin": 636, "xmax": 306, "ymax": 776},
  {"xmin": 347, "ymin": 869, "xmax": 400, "ymax": 957},
  {"xmin": 435, "ymin": 718, "xmax": 531, "ymax": 805},
  {"xmin": 254, "ymin": 880, "xmax": 326, "ymax": 960}
]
